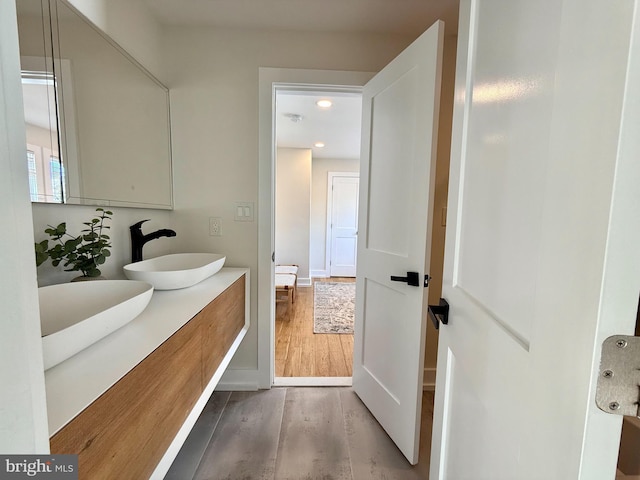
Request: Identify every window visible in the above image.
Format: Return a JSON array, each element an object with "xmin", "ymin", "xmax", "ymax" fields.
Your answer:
[
  {"xmin": 27, "ymin": 150, "xmax": 38, "ymax": 202},
  {"xmin": 49, "ymin": 156, "xmax": 64, "ymax": 203}
]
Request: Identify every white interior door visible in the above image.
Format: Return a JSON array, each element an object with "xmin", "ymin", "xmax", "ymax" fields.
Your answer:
[
  {"xmin": 353, "ymin": 21, "xmax": 443, "ymax": 464},
  {"xmin": 430, "ymin": 1, "xmax": 640, "ymax": 479},
  {"xmin": 328, "ymin": 174, "xmax": 359, "ymax": 277}
]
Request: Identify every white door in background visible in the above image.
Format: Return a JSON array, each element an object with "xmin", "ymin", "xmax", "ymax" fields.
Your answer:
[
  {"xmin": 353, "ymin": 21, "xmax": 443, "ymax": 464},
  {"xmin": 327, "ymin": 173, "xmax": 359, "ymax": 277},
  {"xmin": 430, "ymin": 0, "xmax": 640, "ymax": 479}
]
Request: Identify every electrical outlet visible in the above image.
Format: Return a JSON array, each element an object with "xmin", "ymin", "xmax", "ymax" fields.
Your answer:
[{"xmin": 209, "ymin": 217, "xmax": 222, "ymax": 236}]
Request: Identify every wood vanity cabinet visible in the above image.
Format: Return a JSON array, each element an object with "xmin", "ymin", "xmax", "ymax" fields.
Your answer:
[
  {"xmin": 50, "ymin": 275, "xmax": 246, "ymax": 479},
  {"xmin": 201, "ymin": 276, "xmax": 245, "ymax": 386}
]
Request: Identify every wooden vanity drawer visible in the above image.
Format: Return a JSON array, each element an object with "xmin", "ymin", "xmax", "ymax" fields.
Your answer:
[
  {"xmin": 50, "ymin": 317, "xmax": 203, "ymax": 479},
  {"xmin": 201, "ymin": 275, "xmax": 245, "ymax": 385}
]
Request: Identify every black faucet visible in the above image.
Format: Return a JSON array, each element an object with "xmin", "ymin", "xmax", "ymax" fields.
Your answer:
[{"xmin": 130, "ymin": 219, "xmax": 176, "ymax": 263}]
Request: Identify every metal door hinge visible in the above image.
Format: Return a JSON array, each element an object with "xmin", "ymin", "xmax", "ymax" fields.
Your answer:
[{"xmin": 595, "ymin": 335, "xmax": 640, "ymax": 418}]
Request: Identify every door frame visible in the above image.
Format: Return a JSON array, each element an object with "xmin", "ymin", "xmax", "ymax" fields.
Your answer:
[
  {"xmin": 325, "ymin": 172, "xmax": 360, "ymax": 278},
  {"xmin": 257, "ymin": 68, "xmax": 374, "ymax": 388}
]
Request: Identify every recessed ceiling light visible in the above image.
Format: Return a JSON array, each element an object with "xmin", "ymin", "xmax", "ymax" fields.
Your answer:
[
  {"xmin": 316, "ymin": 100, "xmax": 332, "ymax": 108},
  {"xmin": 314, "ymin": 142, "xmax": 325, "ymax": 148}
]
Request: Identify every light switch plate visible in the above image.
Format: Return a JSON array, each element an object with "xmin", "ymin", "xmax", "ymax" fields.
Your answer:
[{"xmin": 234, "ymin": 202, "xmax": 254, "ymax": 222}]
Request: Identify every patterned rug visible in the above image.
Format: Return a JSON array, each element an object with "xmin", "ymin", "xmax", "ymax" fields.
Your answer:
[{"xmin": 313, "ymin": 282, "xmax": 355, "ymax": 334}]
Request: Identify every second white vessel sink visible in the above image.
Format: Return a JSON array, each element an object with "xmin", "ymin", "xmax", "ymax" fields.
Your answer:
[
  {"xmin": 123, "ymin": 253, "xmax": 226, "ymax": 290},
  {"xmin": 39, "ymin": 280, "xmax": 154, "ymax": 370}
]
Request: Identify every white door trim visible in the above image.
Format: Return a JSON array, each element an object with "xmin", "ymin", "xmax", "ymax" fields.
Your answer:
[
  {"xmin": 325, "ymin": 172, "xmax": 359, "ymax": 277},
  {"xmin": 258, "ymin": 68, "xmax": 374, "ymax": 388}
]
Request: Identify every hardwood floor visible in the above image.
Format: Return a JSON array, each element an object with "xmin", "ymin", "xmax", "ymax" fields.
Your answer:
[
  {"xmin": 167, "ymin": 387, "xmax": 435, "ymax": 480},
  {"xmin": 275, "ymin": 278, "xmax": 354, "ymax": 377}
]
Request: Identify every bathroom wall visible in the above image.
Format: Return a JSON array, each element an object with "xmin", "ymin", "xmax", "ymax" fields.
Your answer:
[
  {"xmin": 310, "ymin": 157, "xmax": 360, "ymax": 277},
  {"xmin": 275, "ymin": 148, "xmax": 312, "ymax": 283}
]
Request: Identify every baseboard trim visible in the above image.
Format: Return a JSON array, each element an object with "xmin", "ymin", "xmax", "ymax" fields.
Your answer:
[
  {"xmin": 297, "ymin": 277, "xmax": 312, "ymax": 287},
  {"xmin": 273, "ymin": 377, "xmax": 352, "ymax": 387},
  {"xmin": 216, "ymin": 369, "xmax": 260, "ymax": 391},
  {"xmin": 423, "ymin": 367, "xmax": 436, "ymax": 391},
  {"xmin": 310, "ymin": 270, "xmax": 329, "ymax": 278}
]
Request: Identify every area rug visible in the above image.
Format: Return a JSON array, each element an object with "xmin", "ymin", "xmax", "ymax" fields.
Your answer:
[{"xmin": 313, "ymin": 282, "xmax": 355, "ymax": 334}]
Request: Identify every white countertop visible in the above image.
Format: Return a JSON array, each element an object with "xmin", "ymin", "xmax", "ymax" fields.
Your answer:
[{"xmin": 44, "ymin": 267, "xmax": 249, "ymax": 436}]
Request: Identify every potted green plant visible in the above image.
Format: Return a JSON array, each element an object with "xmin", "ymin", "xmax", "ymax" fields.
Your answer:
[{"xmin": 35, "ymin": 208, "xmax": 113, "ymax": 280}]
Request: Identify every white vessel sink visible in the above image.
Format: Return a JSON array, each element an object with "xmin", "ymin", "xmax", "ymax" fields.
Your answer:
[
  {"xmin": 39, "ymin": 280, "xmax": 153, "ymax": 371},
  {"xmin": 123, "ymin": 253, "xmax": 226, "ymax": 290}
]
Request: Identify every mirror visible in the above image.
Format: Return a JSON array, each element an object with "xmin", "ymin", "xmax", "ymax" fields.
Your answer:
[{"xmin": 16, "ymin": 0, "xmax": 173, "ymax": 209}]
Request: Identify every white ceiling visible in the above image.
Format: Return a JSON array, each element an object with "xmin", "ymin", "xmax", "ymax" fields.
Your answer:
[
  {"xmin": 276, "ymin": 90, "xmax": 362, "ymax": 159},
  {"xmin": 141, "ymin": 0, "xmax": 459, "ymax": 36},
  {"xmin": 139, "ymin": 0, "xmax": 460, "ymax": 160}
]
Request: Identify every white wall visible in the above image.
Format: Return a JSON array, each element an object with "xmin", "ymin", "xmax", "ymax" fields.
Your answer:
[
  {"xmin": 275, "ymin": 148, "xmax": 312, "ymax": 283},
  {"xmin": 165, "ymin": 26, "xmax": 416, "ymax": 379},
  {"xmin": 0, "ymin": 0, "xmax": 49, "ymax": 452},
  {"xmin": 310, "ymin": 158, "xmax": 360, "ymax": 277}
]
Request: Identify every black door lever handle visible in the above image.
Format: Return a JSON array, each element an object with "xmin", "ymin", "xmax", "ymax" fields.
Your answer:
[
  {"xmin": 390, "ymin": 271, "xmax": 420, "ymax": 287},
  {"xmin": 428, "ymin": 298, "xmax": 449, "ymax": 329}
]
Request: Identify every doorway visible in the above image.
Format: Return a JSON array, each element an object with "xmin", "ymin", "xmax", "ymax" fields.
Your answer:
[
  {"xmin": 273, "ymin": 87, "xmax": 362, "ymax": 385},
  {"xmin": 259, "ymin": 43, "xmax": 452, "ymax": 463}
]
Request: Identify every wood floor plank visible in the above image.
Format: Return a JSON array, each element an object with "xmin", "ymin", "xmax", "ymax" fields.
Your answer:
[
  {"xmin": 340, "ymin": 388, "xmax": 433, "ymax": 480},
  {"xmin": 314, "ymin": 335, "xmax": 331, "ymax": 377},
  {"xmin": 275, "ymin": 278, "xmax": 354, "ymax": 377},
  {"xmin": 327, "ymin": 334, "xmax": 349, "ymax": 376},
  {"xmin": 274, "ymin": 321, "xmax": 290, "ymax": 377},
  {"xmin": 299, "ymin": 336, "xmax": 315, "ymax": 376},
  {"xmin": 193, "ymin": 389, "xmax": 286, "ymax": 480},
  {"xmin": 275, "ymin": 387, "xmax": 353, "ymax": 480},
  {"xmin": 341, "ymin": 335, "xmax": 354, "ymax": 376}
]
